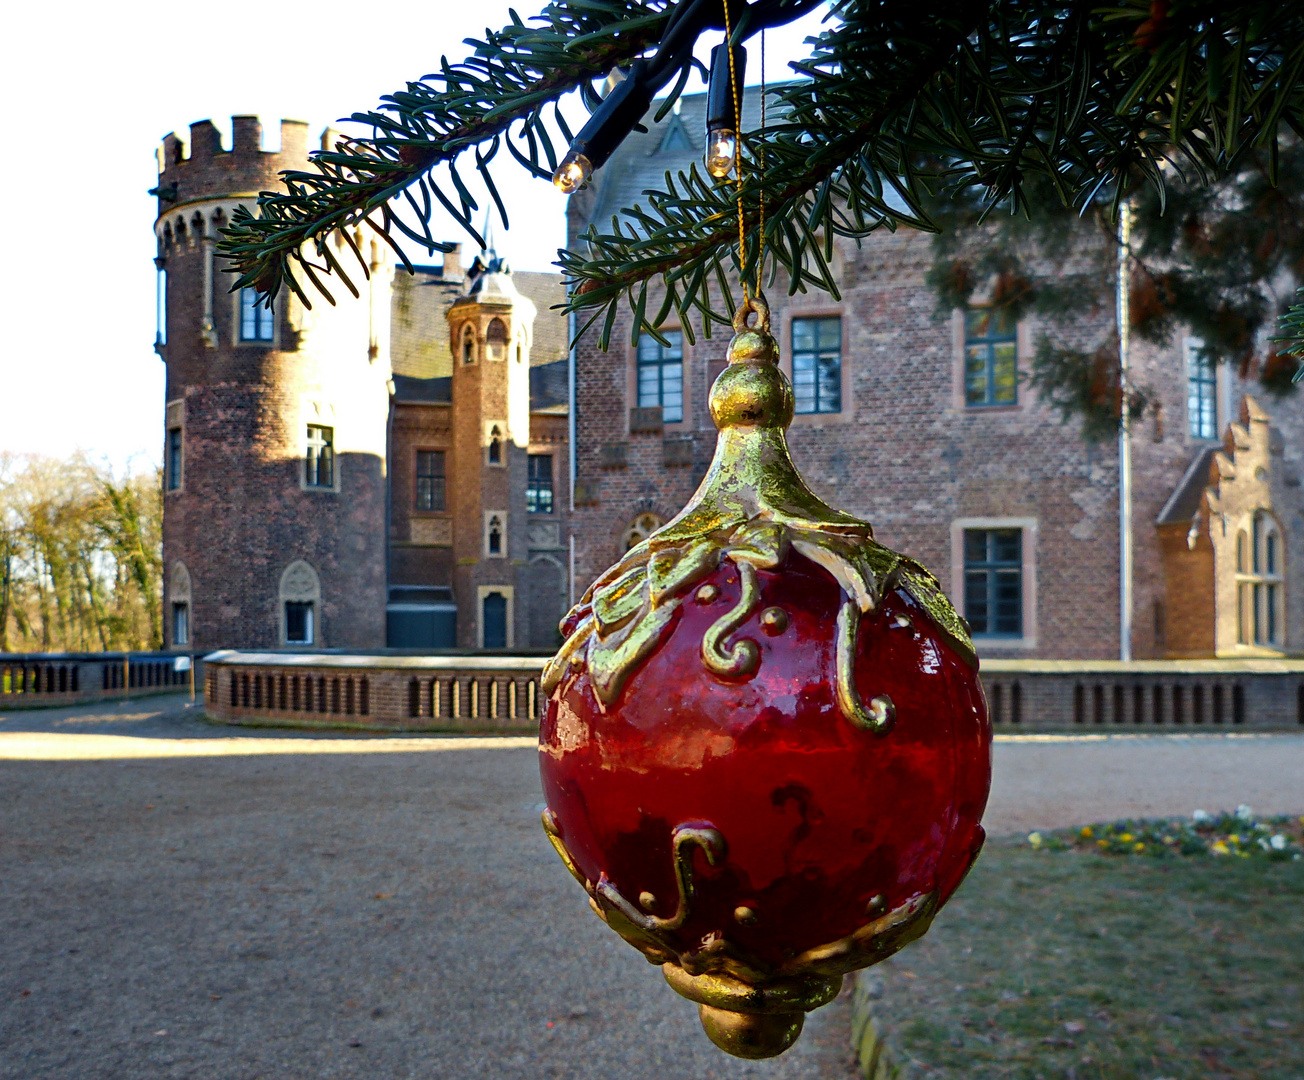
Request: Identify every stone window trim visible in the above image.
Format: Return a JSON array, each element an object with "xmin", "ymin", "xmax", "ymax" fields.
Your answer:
[
  {"xmin": 1234, "ymin": 510, "xmax": 1285, "ymax": 651},
  {"xmin": 169, "ymin": 562, "xmax": 192, "ymax": 648},
  {"xmin": 164, "ymin": 399, "xmax": 185, "ymax": 494},
  {"xmin": 476, "ymin": 585, "xmax": 515, "ymax": 649},
  {"xmin": 777, "ymin": 304, "xmax": 852, "ymax": 427},
  {"xmin": 949, "ymin": 517, "xmax": 1039, "ymax": 650},
  {"xmin": 278, "ymin": 559, "xmax": 322, "ymax": 648},
  {"xmin": 484, "ymin": 510, "xmax": 508, "ymax": 558},
  {"xmin": 950, "ymin": 308, "xmax": 1033, "ymax": 413},
  {"xmin": 626, "ymin": 326, "xmax": 691, "ymax": 434},
  {"xmin": 460, "ymin": 322, "xmax": 478, "ymax": 364},
  {"xmin": 622, "ymin": 511, "xmax": 665, "ymax": 553}
]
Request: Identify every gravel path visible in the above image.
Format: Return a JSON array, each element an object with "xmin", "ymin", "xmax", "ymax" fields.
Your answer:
[{"xmin": 1, "ymin": 696, "xmax": 1301, "ymax": 1079}]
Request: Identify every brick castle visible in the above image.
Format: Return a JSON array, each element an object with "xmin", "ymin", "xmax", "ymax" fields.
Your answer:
[{"xmin": 154, "ymin": 101, "xmax": 1304, "ymax": 660}]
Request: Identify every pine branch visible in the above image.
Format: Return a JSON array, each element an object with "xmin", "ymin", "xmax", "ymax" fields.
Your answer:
[
  {"xmin": 216, "ymin": 1, "xmax": 681, "ymax": 306},
  {"xmin": 216, "ymin": 0, "xmax": 1304, "ymax": 350}
]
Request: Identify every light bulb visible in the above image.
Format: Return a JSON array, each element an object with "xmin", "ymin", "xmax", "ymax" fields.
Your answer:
[
  {"xmin": 553, "ymin": 151, "xmax": 593, "ymax": 194},
  {"xmin": 706, "ymin": 129, "xmax": 737, "ymax": 179}
]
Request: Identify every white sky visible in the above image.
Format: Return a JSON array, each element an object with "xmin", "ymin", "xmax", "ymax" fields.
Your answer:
[{"xmin": 0, "ymin": 1, "xmax": 830, "ymax": 472}]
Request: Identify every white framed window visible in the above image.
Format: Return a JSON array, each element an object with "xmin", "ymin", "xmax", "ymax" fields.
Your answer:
[
  {"xmin": 1236, "ymin": 512, "xmax": 1284, "ymax": 647},
  {"xmin": 240, "ymin": 287, "xmax": 275, "ymax": 342}
]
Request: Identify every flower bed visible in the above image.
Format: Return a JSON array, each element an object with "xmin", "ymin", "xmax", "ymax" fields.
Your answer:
[{"xmin": 1026, "ymin": 806, "xmax": 1304, "ymax": 860}]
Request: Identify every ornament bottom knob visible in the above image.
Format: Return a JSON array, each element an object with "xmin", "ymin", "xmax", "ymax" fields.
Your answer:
[{"xmin": 697, "ymin": 1005, "xmax": 804, "ymax": 1060}]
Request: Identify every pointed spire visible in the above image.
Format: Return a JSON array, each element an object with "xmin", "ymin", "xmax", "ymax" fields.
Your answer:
[{"xmin": 482, "ymin": 209, "xmax": 500, "ymax": 269}]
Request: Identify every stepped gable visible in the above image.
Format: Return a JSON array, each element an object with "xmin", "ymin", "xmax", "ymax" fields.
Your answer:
[{"xmin": 1158, "ymin": 397, "xmax": 1273, "ymax": 539}]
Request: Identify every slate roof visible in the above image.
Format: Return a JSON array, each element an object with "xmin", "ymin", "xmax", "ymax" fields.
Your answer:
[
  {"xmin": 1156, "ymin": 446, "xmax": 1219, "ymax": 525},
  {"xmin": 391, "ymin": 374, "xmax": 451, "ymax": 404},
  {"xmin": 581, "ymin": 85, "xmax": 774, "ymax": 231},
  {"xmin": 530, "ymin": 359, "xmax": 570, "ymax": 412},
  {"xmin": 389, "ymin": 259, "xmax": 569, "ymax": 381}
]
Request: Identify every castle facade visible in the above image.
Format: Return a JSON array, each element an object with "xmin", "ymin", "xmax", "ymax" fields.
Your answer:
[
  {"xmin": 154, "ymin": 117, "xmax": 571, "ymax": 654},
  {"xmin": 565, "ymin": 90, "xmax": 1304, "ymax": 662},
  {"xmin": 153, "ymin": 102, "xmax": 1304, "ymax": 661}
]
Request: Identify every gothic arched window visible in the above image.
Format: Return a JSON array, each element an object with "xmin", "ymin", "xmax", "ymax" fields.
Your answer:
[
  {"xmin": 1237, "ymin": 512, "xmax": 1284, "ymax": 646},
  {"xmin": 623, "ymin": 512, "xmax": 663, "ymax": 551},
  {"xmin": 486, "ymin": 514, "xmax": 504, "ymax": 557},
  {"xmin": 488, "ymin": 424, "xmax": 503, "ymax": 465},
  {"xmin": 461, "ymin": 324, "xmax": 476, "ymax": 364},
  {"xmin": 486, "ymin": 317, "xmax": 509, "ymax": 361}
]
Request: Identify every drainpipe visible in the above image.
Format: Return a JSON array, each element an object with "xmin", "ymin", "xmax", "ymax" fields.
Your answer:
[
  {"xmin": 1117, "ymin": 201, "xmax": 1133, "ymax": 662},
  {"xmin": 568, "ymin": 304, "xmax": 578, "ymax": 608}
]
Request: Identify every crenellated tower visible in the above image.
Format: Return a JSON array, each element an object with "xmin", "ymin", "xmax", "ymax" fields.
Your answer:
[{"xmin": 153, "ymin": 116, "xmax": 392, "ymax": 652}]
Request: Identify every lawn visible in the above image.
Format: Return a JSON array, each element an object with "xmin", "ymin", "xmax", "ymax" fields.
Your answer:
[{"xmin": 860, "ymin": 815, "xmax": 1304, "ymax": 1080}]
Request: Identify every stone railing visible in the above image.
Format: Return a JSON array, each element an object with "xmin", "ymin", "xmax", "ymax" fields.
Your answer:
[
  {"xmin": 202, "ymin": 653, "xmax": 1304, "ymax": 733},
  {"xmin": 981, "ymin": 658, "xmax": 1304, "ymax": 730},
  {"xmin": 0, "ymin": 651, "xmax": 200, "ymax": 707},
  {"xmin": 203, "ymin": 651, "xmax": 546, "ymax": 732}
]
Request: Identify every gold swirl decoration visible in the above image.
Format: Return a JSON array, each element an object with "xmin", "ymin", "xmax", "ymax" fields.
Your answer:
[
  {"xmin": 542, "ymin": 806, "xmax": 945, "ymax": 1059},
  {"xmin": 541, "ymin": 295, "xmax": 974, "ymax": 722}
]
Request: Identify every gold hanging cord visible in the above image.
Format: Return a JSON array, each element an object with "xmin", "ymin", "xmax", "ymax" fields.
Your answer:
[{"xmin": 721, "ymin": 1, "xmax": 765, "ymax": 303}]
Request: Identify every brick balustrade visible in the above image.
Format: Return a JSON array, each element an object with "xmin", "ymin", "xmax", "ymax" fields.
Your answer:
[
  {"xmin": 203, "ymin": 651, "xmax": 545, "ymax": 732},
  {"xmin": 981, "ymin": 658, "xmax": 1304, "ymax": 729},
  {"xmin": 202, "ymin": 652, "xmax": 1304, "ymax": 732},
  {"xmin": 0, "ymin": 651, "xmax": 199, "ymax": 708}
]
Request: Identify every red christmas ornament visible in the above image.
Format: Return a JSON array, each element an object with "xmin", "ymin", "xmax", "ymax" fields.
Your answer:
[{"xmin": 539, "ymin": 297, "xmax": 991, "ymax": 1059}]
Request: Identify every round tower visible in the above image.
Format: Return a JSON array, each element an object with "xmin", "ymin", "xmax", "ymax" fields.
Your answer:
[{"xmin": 153, "ymin": 116, "xmax": 392, "ymax": 652}]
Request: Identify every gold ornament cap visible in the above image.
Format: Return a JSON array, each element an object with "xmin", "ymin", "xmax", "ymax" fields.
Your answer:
[{"xmin": 709, "ymin": 298, "xmax": 793, "ymax": 431}]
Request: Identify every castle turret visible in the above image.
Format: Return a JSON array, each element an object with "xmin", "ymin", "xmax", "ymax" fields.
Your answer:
[
  {"xmin": 446, "ymin": 245, "xmax": 538, "ymax": 648},
  {"xmin": 154, "ymin": 116, "xmax": 391, "ymax": 652}
]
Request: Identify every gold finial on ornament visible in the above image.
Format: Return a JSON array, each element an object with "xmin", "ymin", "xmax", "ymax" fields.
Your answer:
[{"xmin": 709, "ymin": 297, "xmax": 791, "ymax": 432}]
